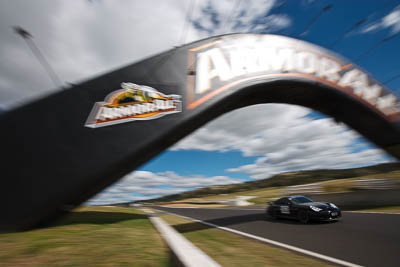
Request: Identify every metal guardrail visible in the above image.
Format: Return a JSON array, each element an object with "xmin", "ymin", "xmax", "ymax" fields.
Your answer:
[
  {"xmin": 284, "ymin": 183, "xmax": 323, "ymax": 195},
  {"xmin": 285, "ymin": 179, "xmax": 400, "ymax": 194},
  {"xmin": 142, "ymin": 209, "xmax": 221, "ymax": 267},
  {"xmin": 353, "ymin": 178, "xmax": 398, "ymax": 190}
]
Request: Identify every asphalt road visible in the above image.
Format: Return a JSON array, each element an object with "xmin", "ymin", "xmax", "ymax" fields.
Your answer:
[{"xmin": 154, "ymin": 207, "xmax": 400, "ymax": 267}]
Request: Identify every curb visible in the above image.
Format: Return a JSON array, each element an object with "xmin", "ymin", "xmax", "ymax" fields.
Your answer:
[{"xmin": 142, "ymin": 209, "xmax": 221, "ymax": 267}]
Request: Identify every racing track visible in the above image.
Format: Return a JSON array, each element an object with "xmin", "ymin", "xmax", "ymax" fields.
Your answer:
[{"xmin": 154, "ymin": 207, "xmax": 400, "ymax": 267}]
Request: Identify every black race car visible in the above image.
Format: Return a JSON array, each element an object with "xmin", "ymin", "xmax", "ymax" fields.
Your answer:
[{"xmin": 266, "ymin": 195, "xmax": 341, "ymax": 223}]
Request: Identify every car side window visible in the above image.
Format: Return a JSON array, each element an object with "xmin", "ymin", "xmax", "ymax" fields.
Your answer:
[
  {"xmin": 284, "ymin": 199, "xmax": 292, "ymax": 205},
  {"xmin": 275, "ymin": 198, "xmax": 287, "ymax": 205}
]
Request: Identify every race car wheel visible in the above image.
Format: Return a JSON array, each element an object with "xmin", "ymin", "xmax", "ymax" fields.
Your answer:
[
  {"xmin": 298, "ymin": 210, "xmax": 309, "ymax": 224},
  {"xmin": 270, "ymin": 209, "xmax": 278, "ymax": 219}
]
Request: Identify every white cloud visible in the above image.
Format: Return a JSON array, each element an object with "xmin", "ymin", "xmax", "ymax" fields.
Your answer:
[
  {"xmin": 361, "ymin": 5, "xmax": 400, "ymax": 34},
  {"xmin": 249, "ymin": 14, "xmax": 291, "ymax": 34},
  {"xmin": 87, "ymin": 170, "xmax": 242, "ymax": 205},
  {"xmin": 382, "ymin": 6, "xmax": 400, "ymax": 34},
  {"xmin": 191, "ymin": 0, "xmax": 291, "ymax": 37},
  {"xmin": 88, "ymin": 104, "xmax": 394, "ymax": 204},
  {"xmin": 1, "ymin": 1, "xmax": 393, "ymax": 205},
  {"xmin": 227, "ymin": 148, "xmax": 391, "ymax": 180},
  {"xmin": 172, "ymin": 104, "xmax": 394, "ymax": 179},
  {"xmin": 171, "ymin": 104, "xmax": 309, "ymax": 154},
  {"xmin": 0, "ymin": 0, "xmax": 193, "ymax": 108},
  {"xmin": 0, "ymin": 0, "xmax": 292, "ymax": 109}
]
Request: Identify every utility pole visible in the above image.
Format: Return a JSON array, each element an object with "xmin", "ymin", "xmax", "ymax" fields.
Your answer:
[{"xmin": 13, "ymin": 26, "xmax": 63, "ymax": 89}]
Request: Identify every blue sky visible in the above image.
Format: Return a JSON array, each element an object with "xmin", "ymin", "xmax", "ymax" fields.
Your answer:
[
  {"xmin": 141, "ymin": 150, "xmax": 258, "ymax": 180},
  {"xmin": 129, "ymin": 0, "xmax": 400, "ymax": 204},
  {"xmin": 0, "ymin": 0, "xmax": 399, "ymax": 204}
]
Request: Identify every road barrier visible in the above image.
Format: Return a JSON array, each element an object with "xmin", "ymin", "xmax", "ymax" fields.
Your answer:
[
  {"xmin": 142, "ymin": 209, "xmax": 221, "ymax": 267},
  {"xmin": 353, "ymin": 178, "xmax": 399, "ymax": 190},
  {"xmin": 284, "ymin": 183, "xmax": 323, "ymax": 195}
]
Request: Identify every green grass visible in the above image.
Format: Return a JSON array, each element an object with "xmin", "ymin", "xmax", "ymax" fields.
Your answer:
[
  {"xmin": 161, "ymin": 214, "xmax": 333, "ymax": 267},
  {"xmin": 182, "ymin": 187, "xmax": 282, "ymax": 205},
  {"xmin": 0, "ymin": 206, "xmax": 169, "ymax": 266},
  {"xmin": 153, "ymin": 170, "xmax": 400, "ymax": 208},
  {"xmin": 247, "ymin": 172, "xmax": 400, "ymax": 205},
  {"xmin": 146, "ymin": 162, "xmax": 400, "ymax": 204}
]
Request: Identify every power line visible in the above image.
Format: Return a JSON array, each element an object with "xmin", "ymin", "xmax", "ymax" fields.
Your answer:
[
  {"xmin": 296, "ymin": 4, "xmax": 333, "ymax": 38},
  {"xmin": 329, "ymin": 2, "xmax": 400, "ymax": 48},
  {"xmin": 220, "ymin": 0, "xmax": 242, "ymax": 34},
  {"xmin": 13, "ymin": 26, "xmax": 63, "ymax": 89},
  {"xmin": 262, "ymin": 0, "xmax": 289, "ymax": 35},
  {"xmin": 143, "ymin": 1, "xmax": 198, "ymax": 82},
  {"xmin": 274, "ymin": 0, "xmax": 288, "ymax": 15},
  {"xmin": 353, "ymin": 32, "xmax": 400, "ymax": 63},
  {"xmin": 328, "ymin": 18, "xmax": 367, "ymax": 48},
  {"xmin": 274, "ymin": 0, "xmax": 290, "ymax": 35},
  {"xmin": 383, "ymin": 72, "xmax": 400, "ymax": 85},
  {"xmin": 179, "ymin": 0, "xmax": 197, "ymax": 46}
]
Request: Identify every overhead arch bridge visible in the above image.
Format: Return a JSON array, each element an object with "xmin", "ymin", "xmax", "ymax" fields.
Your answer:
[{"xmin": 1, "ymin": 34, "xmax": 400, "ymax": 232}]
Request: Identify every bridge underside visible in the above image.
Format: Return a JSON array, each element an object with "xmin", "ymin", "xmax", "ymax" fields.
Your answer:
[{"xmin": 1, "ymin": 34, "xmax": 399, "ymax": 232}]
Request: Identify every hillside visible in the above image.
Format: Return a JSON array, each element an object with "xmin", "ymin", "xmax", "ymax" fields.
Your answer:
[{"xmin": 143, "ymin": 162, "xmax": 400, "ymax": 203}]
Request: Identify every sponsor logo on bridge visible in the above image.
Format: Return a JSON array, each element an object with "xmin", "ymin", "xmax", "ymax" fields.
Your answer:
[
  {"xmin": 186, "ymin": 35, "xmax": 400, "ymax": 121},
  {"xmin": 85, "ymin": 83, "xmax": 182, "ymax": 128}
]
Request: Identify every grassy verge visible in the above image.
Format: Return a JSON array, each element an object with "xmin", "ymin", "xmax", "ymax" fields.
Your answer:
[
  {"xmin": 160, "ymin": 213, "xmax": 333, "ymax": 267},
  {"xmin": 157, "ymin": 171, "xmax": 400, "ymax": 208},
  {"xmin": 181, "ymin": 187, "xmax": 281, "ymax": 203},
  {"xmin": 0, "ymin": 206, "xmax": 169, "ymax": 266},
  {"xmin": 147, "ymin": 163, "xmax": 400, "ymax": 204}
]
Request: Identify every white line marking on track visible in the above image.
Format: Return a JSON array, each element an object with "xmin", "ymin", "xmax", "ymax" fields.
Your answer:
[
  {"xmin": 162, "ymin": 207, "xmax": 400, "ymax": 215},
  {"xmin": 161, "ymin": 207, "xmax": 266, "ymax": 211},
  {"xmin": 159, "ymin": 209, "xmax": 363, "ymax": 267},
  {"xmin": 344, "ymin": 211, "xmax": 400, "ymax": 215}
]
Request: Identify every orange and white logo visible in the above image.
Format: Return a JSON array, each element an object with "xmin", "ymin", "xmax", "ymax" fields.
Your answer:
[{"xmin": 85, "ymin": 83, "xmax": 182, "ymax": 128}]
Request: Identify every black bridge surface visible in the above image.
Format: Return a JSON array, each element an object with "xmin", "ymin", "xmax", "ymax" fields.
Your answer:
[
  {"xmin": 155, "ymin": 207, "xmax": 400, "ymax": 267},
  {"xmin": 2, "ymin": 33, "xmax": 400, "ymax": 231}
]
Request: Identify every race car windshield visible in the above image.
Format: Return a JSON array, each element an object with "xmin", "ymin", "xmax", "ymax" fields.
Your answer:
[{"xmin": 290, "ymin": 196, "xmax": 313, "ymax": 203}]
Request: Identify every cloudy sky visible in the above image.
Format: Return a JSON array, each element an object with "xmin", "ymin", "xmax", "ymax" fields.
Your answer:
[{"xmin": 1, "ymin": 0, "xmax": 399, "ymax": 205}]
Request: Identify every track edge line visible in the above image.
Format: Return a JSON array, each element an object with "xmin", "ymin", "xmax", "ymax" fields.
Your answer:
[{"xmin": 158, "ymin": 208, "xmax": 363, "ymax": 267}]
